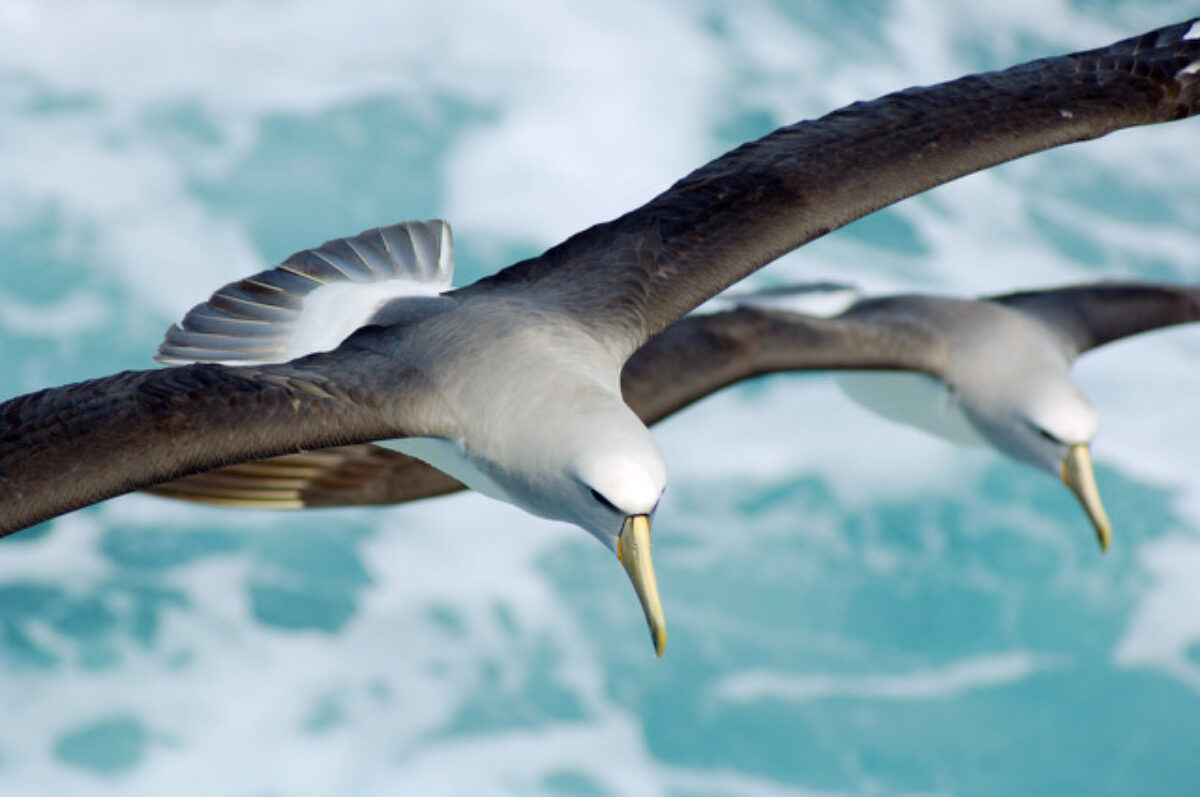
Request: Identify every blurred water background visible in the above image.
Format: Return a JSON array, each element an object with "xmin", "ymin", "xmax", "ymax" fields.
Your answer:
[{"xmin": 1, "ymin": 1, "xmax": 1199, "ymax": 794}]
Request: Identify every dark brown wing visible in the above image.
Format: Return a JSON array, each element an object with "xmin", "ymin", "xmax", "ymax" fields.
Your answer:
[
  {"xmin": 0, "ymin": 344, "xmax": 442, "ymax": 537},
  {"xmin": 455, "ymin": 20, "xmax": 1200, "ymax": 356},
  {"xmin": 990, "ymin": 282, "xmax": 1200, "ymax": 358},
  {"xmin": 148, "ymin": 304, "xmax": 946, "ymax": 509},
  {"xmin": 620, "ymin": 306, "xmax": 947, "ymax": 422}
]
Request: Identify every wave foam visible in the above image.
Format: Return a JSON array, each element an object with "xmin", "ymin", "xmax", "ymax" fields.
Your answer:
[
  {"xmin": 1114, "ymin": 535, "xmax": 1200, "ymax": 692},
  {"xmin": 713, "ymin": 651, "xmax": 1052, "ymax": 703}
]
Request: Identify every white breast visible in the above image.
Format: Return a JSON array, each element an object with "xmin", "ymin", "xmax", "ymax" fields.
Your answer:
[
  {"xmin": 381, "ymin": 436, "xmax": 518, "ymax": 505},
  {"xmin": 833, "ymin": 371, "xmax": 990, "ymax": 447}
]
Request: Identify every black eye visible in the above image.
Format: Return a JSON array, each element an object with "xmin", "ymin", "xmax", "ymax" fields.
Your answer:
[
  {"xmin": 1031, "ymin": 424, "xmax": 1061, "ymax": 443},
  {"xmin": 590, "ymin": 488, "xmax": 618, "ymax": 511}
]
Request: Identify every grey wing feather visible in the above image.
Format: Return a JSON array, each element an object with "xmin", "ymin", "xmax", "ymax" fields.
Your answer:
[
  {"xmin": 157, "ymin": 220, "xmax": 452, "ymax": 365},
  {"xmin": 991, "ymin": 282, "xmax": 1200, "ymax": 358},
  {"xmin": 455, "ymin": 19, "xmax": 1200, "ymax": 357}
]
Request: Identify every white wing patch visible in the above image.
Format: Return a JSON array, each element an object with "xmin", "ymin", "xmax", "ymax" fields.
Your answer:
[
  {"xmin": 156, "ymin": 220, "xmax": 453, "ymax": 365},
  {"xmin": 1185, "ymin": 20, "xmax": 1200, "ymax": 41}
]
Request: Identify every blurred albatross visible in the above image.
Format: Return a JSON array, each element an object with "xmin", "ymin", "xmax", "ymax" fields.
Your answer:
[
  {"xmin": 1, "ymin": 19, "xmax": 1199, "ymax": 655},
  {"xmin": 729, "ymin": 281, "xmax": 1200, "ymax": 550}
]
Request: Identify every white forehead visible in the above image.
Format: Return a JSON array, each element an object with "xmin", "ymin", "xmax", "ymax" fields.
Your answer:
[
  {"xmin": 1019, "ymin": 373, "xmax": 1098, "ymax": 443},
  {"xmin": 946, "ymin": 304, "xmax": 1097, "ymax": 442},
  {"xmin": 572, "ymin": 410, "xmax": 666, "ymax": 514}
]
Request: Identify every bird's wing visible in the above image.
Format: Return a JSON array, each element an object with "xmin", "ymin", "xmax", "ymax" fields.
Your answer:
[
  {"xmin": 0, "ymin": 344, "xmax": 448, "ymax": 537},
  {"xmin": 620, "ymin": 304, "xmax": 948, "ymax": 422},
  {"xmin": 145, "ymin": 445, "xmax": 463, "ymax": 509},
  {"xmin": 991, "ymin": 282, "xmax": 1200, "ymax": 358},
  {"xmin": 454, "ymin": 20, "xmax": 1200, "ymax": 358},
  {"xmin": 147, "ymin": 300, "xmax": 947, "ymax": 510},
  {"xmin": 157, "ymin": 220, "xmax": 453, "ymax": 365}
]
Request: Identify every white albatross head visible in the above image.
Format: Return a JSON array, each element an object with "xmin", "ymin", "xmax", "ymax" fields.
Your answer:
[
  {"xmin": 569, "ymin": 416, "xmax": 668, "ymax": 656},
  {"xmin": 558, "ymin": 401, "xmax": 668, "ymax": 656},
  {"xmin": 454, "ymin": 377, "xmax": 670, "ymax": 656},
  {"xmin": 956, "ymin": 346, "xmax": 1111, "ymax": 551}
]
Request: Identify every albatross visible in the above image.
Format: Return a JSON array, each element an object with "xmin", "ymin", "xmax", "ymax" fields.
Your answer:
[
  {"xmin": 1, "ymin": 20, "xmax": 1198, "ymax": 655},
  {"xmin": 728, "ymin": 281, "xmax": 1200, "ymax": 550},
  {"xmin": 153, "ymin": 279, "xmax": 1200, "ymax": 552}
]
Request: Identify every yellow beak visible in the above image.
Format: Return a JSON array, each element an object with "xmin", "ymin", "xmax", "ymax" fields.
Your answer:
[
  {"xmin": 1061, "ymin": 443, "xmax": 1113, "ymax": 552},
  {"xmin": 617, "ymin": 514, "xmax": 666, "ymax": 657}
]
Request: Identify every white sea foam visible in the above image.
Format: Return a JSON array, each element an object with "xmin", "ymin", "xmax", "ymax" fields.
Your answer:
[
  {"xmin": 655, "ymin": 377, "xmax": 995, "ymax": 507},
  {"xmin": 722, "ymin": 282, "xmax": 862, "ymax": 317},
  {"xmin": 1114, "ymin": 536, "xmax": 1200, "ymax": 692},
  {"xmin": 0, "ymin": 291, "xmax": 108, "ymax": 338},
  {"xmin": 443, "ymin": 4, "xmax": 725, "ymax": 248},
  {"xmin": 713, "ymin": 651, "xmax": 1052, "ymax": 703},
  {"xmin": 0, "ymin": 496, "xmax": 621, "ymax": 796}
]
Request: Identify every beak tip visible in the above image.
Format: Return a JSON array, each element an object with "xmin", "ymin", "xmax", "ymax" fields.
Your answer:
[
  {"xmin": 1063, "ymin": 444, "xmax": 1114, "ymax": 557},
  {"xmin": 619, "ymin": 514, "xmax": 667, "ymax": 659}
]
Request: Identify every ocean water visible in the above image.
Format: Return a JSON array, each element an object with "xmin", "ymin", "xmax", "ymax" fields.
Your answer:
[{"xmin": 1, "ymin": 1, "xmax": 1199, "ymax": 795}]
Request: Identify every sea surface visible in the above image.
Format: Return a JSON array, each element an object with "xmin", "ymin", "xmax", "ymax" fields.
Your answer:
[{"xmin": 1, "ymin": 2, "xmax": 1199, "ymax": 795}]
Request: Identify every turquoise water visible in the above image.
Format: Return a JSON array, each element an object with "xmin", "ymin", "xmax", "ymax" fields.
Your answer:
[{"xmin": 2, "ymin": 2, "xmax": 1199, "ymax": 795}]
